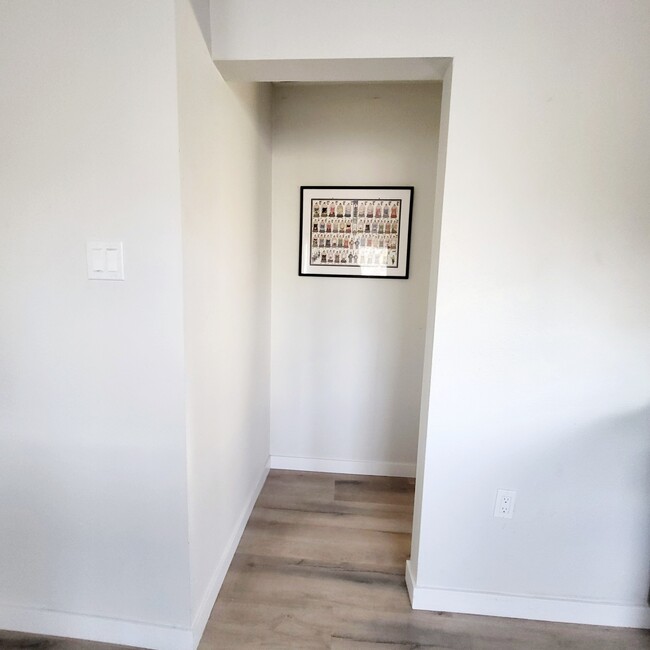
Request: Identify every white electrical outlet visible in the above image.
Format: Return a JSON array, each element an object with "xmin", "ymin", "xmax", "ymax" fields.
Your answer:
[{"xmin": 494, "ymin": 489, "xmax": 516, "ymax": 519}]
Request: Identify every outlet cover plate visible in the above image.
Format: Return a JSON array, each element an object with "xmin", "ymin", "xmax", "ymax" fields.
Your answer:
[{"xmin": 494, "ymin": 489, "xmax": 516, "ymax": 519}]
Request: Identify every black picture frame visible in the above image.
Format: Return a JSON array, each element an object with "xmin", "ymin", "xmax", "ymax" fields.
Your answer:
[{"xmin": 299, "ymin": 186, "xmax": 414, "ymax": 279}]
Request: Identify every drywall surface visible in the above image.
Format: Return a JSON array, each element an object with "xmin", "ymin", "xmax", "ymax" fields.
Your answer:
[
  {"xmin": 0, "ymin": 0, "xmax": 191, "ymax": 632},
  {"xmin": 175, "ymin": 0, "xmax": 272, "ymax": 632},
  {"xmin": 214, "ymin": 0, "xmax": 650, "ymax": 615},
  {"xmin": 270, "ymin": 83, "xmax": 440, "ymax": 470}
]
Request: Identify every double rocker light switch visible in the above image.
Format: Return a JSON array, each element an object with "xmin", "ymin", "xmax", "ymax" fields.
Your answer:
[{"xmin": 87, "ymin": 241, "xmax": 125, "ymax": 280}]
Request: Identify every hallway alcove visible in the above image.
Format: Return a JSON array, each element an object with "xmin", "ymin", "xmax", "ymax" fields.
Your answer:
[
  {"xmin": 208, "ymin": 57, "xmax": 451, "ymax": 626},
  {"xmin": 3, "ymin": 2, "xmax": 650, "ymax": 646},
  {"xmin": 3, "ymin": 4, "xmax": 650, "ymax": 648},
  {"xmin": 268, "ymin": 79, "xmax": 442, "ymax": 477}
]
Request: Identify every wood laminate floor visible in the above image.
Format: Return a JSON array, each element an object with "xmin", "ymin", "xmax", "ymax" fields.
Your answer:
[
  {"xmin": 1, "ymin": 470, "xmax": 648, "ymax": 649},
  {"xmin": 199, "ymin": 471, "xmax": 650, "ymax": 649}
]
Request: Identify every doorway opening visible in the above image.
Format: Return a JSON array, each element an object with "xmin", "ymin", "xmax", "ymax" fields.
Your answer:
[{"xmin": 214, "ymin": 56, "xmax": 453, "ymax": 606}]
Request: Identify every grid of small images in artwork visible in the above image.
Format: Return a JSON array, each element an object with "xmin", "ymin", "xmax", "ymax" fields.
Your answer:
[{"xmin": 310, "ymin": 199, "xmax": 401, "ymax": 267}]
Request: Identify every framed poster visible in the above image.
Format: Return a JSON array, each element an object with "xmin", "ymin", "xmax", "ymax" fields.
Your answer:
[{"xmin": 299, "ymin": 186, "xmax": 414, "ymax": 279}]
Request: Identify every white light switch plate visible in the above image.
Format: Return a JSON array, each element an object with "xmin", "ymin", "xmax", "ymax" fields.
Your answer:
[{"xmin": 87, "ymin": 242, "xmax": 124, "ymax": 280}]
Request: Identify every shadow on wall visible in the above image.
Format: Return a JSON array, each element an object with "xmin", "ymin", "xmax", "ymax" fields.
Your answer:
[{"xmin": 188, "ymin": 0, "xmax": 212, "ymax": 53}]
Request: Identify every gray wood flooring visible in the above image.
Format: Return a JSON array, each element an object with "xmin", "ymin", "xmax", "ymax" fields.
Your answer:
[
  {"xmin": 1, "ymin": 469, "xmax": 648, "ymax": 649},
  {"xmin": 200, "ymin": 470, "xmax": 650, "ymax": 649}
]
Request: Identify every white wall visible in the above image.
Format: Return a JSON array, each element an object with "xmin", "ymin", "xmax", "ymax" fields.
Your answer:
[
  {"xmin": 175, "ymin": 0, "xmax": 272, "ymax": 640},
  {"xmin": 211, "ymin": 0, "xmax": 650, "ymax": 626},
  {"xmin": 271, "ymin": 83, "xmax": 440, "ymax": 474},
  {"xmin": 0, "ymin": 2, "xmax": 274, "ymax": 647},
  {"xmin": 0, "ymin": 0, "xmax": 191, "ymax": 640}
]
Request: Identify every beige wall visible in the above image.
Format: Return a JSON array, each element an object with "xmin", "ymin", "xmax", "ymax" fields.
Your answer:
[
  {"xmin": 0, "ymin": 0, "xmax": 191, "ymax": 636},
  {"xmin": 175, "ymin": 0, "xmax": 272, "ymax": 633},
  {"xmin": 270, "ymin": 82, "xmax": 441, "ymax": 473},
  {"xmin": 0, "ymin": 1, "xmax": 273, "ymax": 647},
  {"xmin": 214, "ymin": 0, "xmax": 650, "ymax": 625}
]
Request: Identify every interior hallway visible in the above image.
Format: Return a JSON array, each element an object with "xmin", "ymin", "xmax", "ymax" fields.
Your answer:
[{"xmin": 1, "ymin": 470, "xmax": 649, "ymax": 649}]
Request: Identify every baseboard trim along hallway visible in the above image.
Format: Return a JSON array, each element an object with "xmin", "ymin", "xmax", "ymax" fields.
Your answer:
[
  {"xmin": 269, "ymin": 454, "xmax": 416, "ymax": 477},
  {"xmin": 190, "ymin": 457, "xmax": 270, "ymax": 648},
  {"xmin": 405, "ymin": 560, "xmax": 650, "ymax": 630},
  {"xmin": 0, "ymin": 459, "xmax": 272, "ymax": 650},
  {"xmin": 0, "ymin": 603, "xmax": 193, "ymax": 650}
]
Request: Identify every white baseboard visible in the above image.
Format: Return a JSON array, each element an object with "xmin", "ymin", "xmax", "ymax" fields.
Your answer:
[
  {"xmin": 405, "ymin": 560, "xmax": 650, "ymax": 629},
  {"xmin": 190, "ymin": 457, "xmax": 270, "ymax": 648},
  {"xmin": 0, "ymin": 458, "xmax": 271, "ymax": 650},
  {"xmin": 0, "ymin": 604, "xmax": 193, "ymax": 650},
  {"xmin": 270, "ymin": 455, "xmax": 415, "ymax": 477}
]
